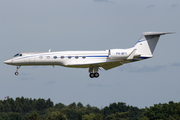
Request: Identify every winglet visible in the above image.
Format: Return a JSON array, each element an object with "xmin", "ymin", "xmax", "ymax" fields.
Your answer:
[{"xmin": 127, "ymin": 49, "xmax": 137, "ymax": 60}]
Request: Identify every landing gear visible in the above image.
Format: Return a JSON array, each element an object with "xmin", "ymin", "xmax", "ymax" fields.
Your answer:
[
  {"xmin": 89, "ymin": 66, "xmax": 100, "ymax": 78},
  {"xmin": 15, "ymin": 66, "xmax": 21, "ymax": 76},
  {"xmin": 15, "ymin": 72, "xmax": 19, "ymax": 76},
  {"xmin": 89, "ymin": 73, "xmax": 95, "ymax": 78},
  {"xmin": 94, "ymin": 72, "xmax": 99, "ymax": 78},
  {"xmin": 89, "ymin": 73, "xmax": 99, "ymax": 78}
]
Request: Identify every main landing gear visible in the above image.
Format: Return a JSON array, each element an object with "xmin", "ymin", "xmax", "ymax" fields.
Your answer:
[
  {"xmin": 89, "ymin": 72, "xmax": 99, "ymax": 78},
  {"xmin": 15, "ymin": 66, "xmax": 21, "ymax": 76},
  {"xmin": 89, "ymin": 66, "xmax": 100, "ymax": 78}
]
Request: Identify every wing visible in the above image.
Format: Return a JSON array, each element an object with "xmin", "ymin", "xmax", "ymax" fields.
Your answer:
[
  {"xmin": 99, "ymin": 57, "xmax": 139, "ymax": 70},
  {"xmin": 100, "ymin": 61, "xmax": 123, "ymax": 70},
  {"xmin": 66, "ymin": 49, "xmax": 141, "ymax": 70},
  {"xmin": 66, "ymin": 60, "xmax": 123, "ymax": 70},
  {"xmin": 100, "ymin": 49, "xmax": 140, "ymax": 70}
]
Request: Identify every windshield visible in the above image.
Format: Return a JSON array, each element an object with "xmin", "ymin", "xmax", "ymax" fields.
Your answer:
[{"xmin": 14, "ymin": 53, "xmax": 22, "ymax": 57}]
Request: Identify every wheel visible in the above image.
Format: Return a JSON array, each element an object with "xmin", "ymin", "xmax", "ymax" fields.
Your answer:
[
  {"xmin": 15, "ymin": 72, "xmax": 19, "ymax": 76},
  {"xmin": 94, "ymin": 73, "xmax": 99, "ymax": 78},
  {"xmin": 89, "ymin": 73, "xmax": 94, "ymax": 78}
]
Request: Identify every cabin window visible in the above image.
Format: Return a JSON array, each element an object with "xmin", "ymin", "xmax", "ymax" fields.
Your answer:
[
  {"xmin": 46, "ymin": 56, "xmax": 50, "ymax": 59},
  {"xmin": 39, "ymin": 56, "xmax": 43, "ymax": 59},
  {"xmin": 61, "ymin": 56, "xmax": 64, "ymax": 59},
  {"xmin": 75, "ymin": 56, "xmax": 79, "ymax": 59},
  {"xmin": 82, "ymin": 56, "xmax": 86, "ymax": 59},
  {"xmin": 68, "ymin": 56, "xmax": 71, "ymax": 59},
  {"xmin": 53, "ymin": 56, "xmax": 57, "ymax": 59}
]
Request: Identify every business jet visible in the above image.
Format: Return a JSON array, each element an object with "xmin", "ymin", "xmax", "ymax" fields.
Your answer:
[{"xmin": 4, "ymin": 32, "xmax": 173, "ymax": 78}]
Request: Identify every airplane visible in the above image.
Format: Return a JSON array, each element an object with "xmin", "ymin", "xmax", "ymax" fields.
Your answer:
[{"xmin": 3, "ymin": 32, "xmax": 173, "ymax": 78}]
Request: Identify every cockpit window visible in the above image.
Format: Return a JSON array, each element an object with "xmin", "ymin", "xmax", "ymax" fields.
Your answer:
[
  {"xmin": 14, "ymin": 53, "xmax": 22, "ymax": 57},
  {"xmin": 14, "ymin": 53, "xmax": 19, "ymax": 57}
]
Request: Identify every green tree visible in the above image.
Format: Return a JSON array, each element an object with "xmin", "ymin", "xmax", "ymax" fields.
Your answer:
[
  {"xmin": 143, "ymin": 101, "xmax": 180, "ymax": 120},
  {"xmin": 139, "ymin": 116, "xmax": 149, "ymax": 120},
  {"xmin": 77, "ymin": 102, "xmax": 84, "ymax": 108},
  {"xmin": 3, "ymin": 100, "xmax": 11, "ymax": 112},
  {"xmin": 0, "ymin": 102, "xmax": 5, "ymax": 112},
  {"xmin": 103, "ymin": 102, "xmax": 130, "ymax": 118},
  {"xmin": 61, "ymin": 109, "xmax": 82, "ymax": 120},
  {"xmin": 9, "ymin": 112, "xmax": 23, "ymax": 120},
  {"xmin": 115, "ymin": 112, "xmax": 129, "ymax": 120},
  {"xmin": 82, "ymin": 113, "xmax": 103, "ymax": 120},
  {"xmin": 14, "ymin": 97, "xmax": 22, "ymax": 113},
  {"xmin": 7, "ymin": 98, "xmax": 15, "ymax": 112},
  {"xmin": 169, "ymin": 115, "xmax": 180, "ymax": 120},
  {"xmin": 82, "ymin": 113, "xmax": 94, "ymax": 120},
  {"xmin": 55, "ymin": 103, "xmax": 65, "ymax": 109},
  {"xmin": 93, "ymin": 113, "xmax": 103, "ymax": 120},
  {"xmin": 105, "ymin": 113, "xmax": 116, "ymax": 120},
  {"xmin": 46, "ymin": 98, "xmax": 54, "ymax": 108},
  {"xmin": 47, "ymin": 111, "xmax": 68, "ymax": 120},
  {"xmin": 91, "ymin": 107, "xmax": 101, "ymax": 113},
  {"xmin": 105, "ymin": 112, "xmax": 129, "ymax": 120},
  {"xmin": 35, "ymin": 98, "xmax": 47, "ymax": 111},
  {"xmin": 86, "ymin": 104, "xmax": 91, "ymax": 109},
  {"xmin": 0, "ymin": 113, "xmax": 10, "ymax": 120},
  {"xmin": 68, "ymin": 102, "xmax": 77, "ymax": 109},
  {"xmin": 28, "ymin": 112, "xmax": 41, "ymax": 120}
]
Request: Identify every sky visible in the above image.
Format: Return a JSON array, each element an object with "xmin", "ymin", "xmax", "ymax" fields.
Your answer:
[{"xmin": 0, "ymin": 0, "xmax": 180, "ymax": 109}]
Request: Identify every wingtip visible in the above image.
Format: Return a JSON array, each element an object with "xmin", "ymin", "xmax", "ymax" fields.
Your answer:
[{"xmin": 168, "ymin": 32, "xmax": 176, "ymax": 34}]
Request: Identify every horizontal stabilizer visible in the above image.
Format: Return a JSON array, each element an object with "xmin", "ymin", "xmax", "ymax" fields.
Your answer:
[
  {"xmin": 127, "ymin": 49, "xmax": 137, "ymax": 60},
  {"xmin": 143, "ymin": 32, "xmax": 175, "ymax": 36}
]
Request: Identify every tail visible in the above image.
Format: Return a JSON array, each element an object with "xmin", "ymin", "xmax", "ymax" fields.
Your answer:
[{"xmin": 134, "ymin": 32, "xmax": 174, "ymax": 58}]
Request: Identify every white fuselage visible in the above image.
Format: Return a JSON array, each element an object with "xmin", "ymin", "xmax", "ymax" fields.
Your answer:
[
  {"xmin": 4, "ymin": 32, "xmax": 172, "ymax": 77},
  {"xmin": 5, "ymin": 48, "xmax": 136, "ymax": 68}
]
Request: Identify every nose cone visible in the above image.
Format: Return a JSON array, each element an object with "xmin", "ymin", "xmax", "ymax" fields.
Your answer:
[{"xmin": 3, "ymin": 59, "xmax": 12, "ymax": 65}]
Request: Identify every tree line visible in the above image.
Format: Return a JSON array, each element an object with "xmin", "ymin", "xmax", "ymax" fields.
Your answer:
[{"xmin": 0, "ymin": 97, "xmax": 180, "ymax": 120}]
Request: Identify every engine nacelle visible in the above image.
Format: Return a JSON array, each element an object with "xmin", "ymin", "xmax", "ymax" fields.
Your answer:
[{"xmin": 108, "ymin": 49, "xmax": 129, "ymax": 60}]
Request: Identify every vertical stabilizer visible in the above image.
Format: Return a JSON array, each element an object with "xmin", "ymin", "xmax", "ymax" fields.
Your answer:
[{"xmin": 134, "ymin": 32, "xmax": 173, "ymax": 57}]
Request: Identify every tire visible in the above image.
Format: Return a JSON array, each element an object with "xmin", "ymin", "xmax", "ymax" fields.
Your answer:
[
  {"xmin": 89, "ymin": 73, "xmax": 94, "ymax": 78},
  {"xmin": 94, "ymin": 73, "xmax": 99, "ymax": 78},
  {"xmin": 15, "ymin": 72, "xmax": 19, "ymax": 76}
]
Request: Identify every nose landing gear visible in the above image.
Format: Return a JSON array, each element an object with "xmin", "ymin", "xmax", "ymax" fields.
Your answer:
[
  {"xmin": 15, "ymin": 66, "xmax": 21, "ymax": 76},
  {"xmin": 15, "ymin": 72, "xmax": 19, "ymax": 76}
]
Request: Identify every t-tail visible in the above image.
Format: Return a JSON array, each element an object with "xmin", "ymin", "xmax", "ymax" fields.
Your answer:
[{"xmin": 134, "ymin": 32, "xmax": 174, "ymax": 59}]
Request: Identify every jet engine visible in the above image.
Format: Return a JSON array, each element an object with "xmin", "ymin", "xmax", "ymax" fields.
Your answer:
[{"xmin": 108, "ymin": 49, "xmax": 128, "ymax": 60}]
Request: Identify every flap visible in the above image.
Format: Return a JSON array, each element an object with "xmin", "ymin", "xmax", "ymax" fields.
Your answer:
[{"xmin": 101, "ymin": 61, "xmax": 123, "ymax": 70}]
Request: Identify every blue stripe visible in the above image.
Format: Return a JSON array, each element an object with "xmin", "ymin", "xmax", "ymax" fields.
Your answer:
[
  {"xmin": 86, "ymin": 56, "xmax": 108, "ymax": 57},
  {"xmin": 134, "ymin": 39, "xmax": 146, "ymax": 46},
  {"xmin": 14, "ymin": 53, "xmax": 56, "ymax": 60},
  {"xmin": 137, "ymin": 40, "xmax": 146, "ymax": 43},
  {"xmin": 14, "ymin": 54, "xmax": 108, "ymax": 60}
]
